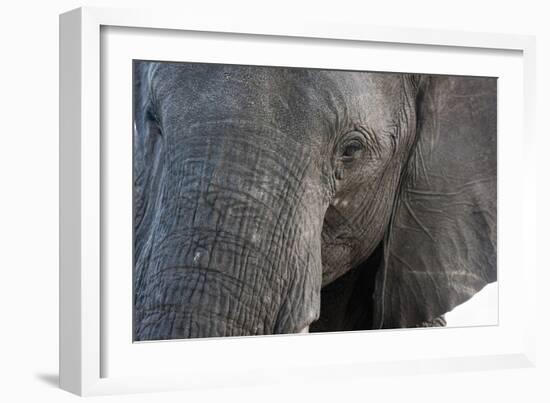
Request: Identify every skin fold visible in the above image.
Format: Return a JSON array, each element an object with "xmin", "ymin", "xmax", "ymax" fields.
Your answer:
[{"xmin": 133, "ymin": 62, "xmax": 497, "ymax": 340}]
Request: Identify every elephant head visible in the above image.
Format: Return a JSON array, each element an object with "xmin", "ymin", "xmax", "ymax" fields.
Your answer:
[{"xmin": 133, "ymin": 61, "xmax": 496, "ymax": 340}]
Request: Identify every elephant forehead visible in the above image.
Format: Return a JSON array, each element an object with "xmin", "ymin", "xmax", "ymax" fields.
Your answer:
[
  {"xmin": 324, "ymin": 70, "xmax": 411, "ymax": 124},
  {"xmin": 151, "ymin": 63, "xmax": 407, "ymax": 138}
]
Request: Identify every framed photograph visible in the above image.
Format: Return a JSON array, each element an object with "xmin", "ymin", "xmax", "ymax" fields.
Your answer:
[{"xmin": 59, "ymin": 7, "xmax": 537, "ymax": 396}]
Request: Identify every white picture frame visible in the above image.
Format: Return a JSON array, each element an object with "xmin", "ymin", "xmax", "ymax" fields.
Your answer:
[{"xmin": 59, "ymin": 6, "xmax": 537, "ymax": 396}]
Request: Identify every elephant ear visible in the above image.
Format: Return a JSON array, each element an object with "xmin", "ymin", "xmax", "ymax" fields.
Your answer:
[{"xmin": 373, "ymin": 75, "xmax": 497, "ymax": 329}]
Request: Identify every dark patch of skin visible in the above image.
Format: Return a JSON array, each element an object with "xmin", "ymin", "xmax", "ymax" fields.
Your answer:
[{"xmin": 134, "ymin": 62, "xmax": 420, "ymax": 339}]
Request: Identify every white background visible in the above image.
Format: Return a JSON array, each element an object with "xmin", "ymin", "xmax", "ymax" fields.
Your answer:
[{"xmin": 0, "ymin": 0, "xmax": 547, "ymax": 402}]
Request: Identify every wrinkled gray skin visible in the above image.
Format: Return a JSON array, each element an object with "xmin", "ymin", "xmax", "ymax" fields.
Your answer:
[{"xmin": 134, "ymin": 61, "xmax": 496, "ymax": 340}]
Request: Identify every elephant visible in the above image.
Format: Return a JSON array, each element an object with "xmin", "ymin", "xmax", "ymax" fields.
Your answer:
[{"xmin": 133, "ymin": 60, "xmax": 496, "ymax": 341}]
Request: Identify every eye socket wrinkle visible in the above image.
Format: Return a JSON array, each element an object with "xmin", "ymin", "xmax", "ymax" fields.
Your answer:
[{"xmin": 354, "ymin": 125, "xmax": 383, "ymax": 158}]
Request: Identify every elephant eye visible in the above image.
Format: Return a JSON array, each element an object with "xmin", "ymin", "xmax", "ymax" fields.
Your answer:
[{"xmin": 340, "ymin": 139, "xmax": 365, "ymax": 161}]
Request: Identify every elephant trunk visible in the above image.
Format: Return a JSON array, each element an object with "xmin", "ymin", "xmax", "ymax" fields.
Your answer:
[{"xmin": 134, "ymin": 125, "xmax": 326, "ymax": 340}]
